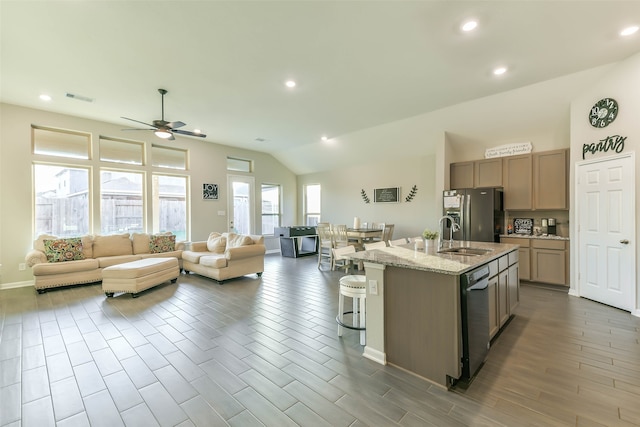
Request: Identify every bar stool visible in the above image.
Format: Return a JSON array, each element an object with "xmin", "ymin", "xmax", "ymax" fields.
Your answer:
[{"xmin": 336, "ymin": 275, "xmax": 366, "ymax": 345}]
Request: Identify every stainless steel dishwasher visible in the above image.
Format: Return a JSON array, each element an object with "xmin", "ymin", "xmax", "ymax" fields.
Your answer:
[{"xmin": 459, "ymin": 264, "xmax": 490, "ymax": 383}]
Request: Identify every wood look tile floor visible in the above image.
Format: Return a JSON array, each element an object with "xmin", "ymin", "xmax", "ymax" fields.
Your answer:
[{"xmin": 1, "ymin": 254, "xmax": 639, "ymax": 426}]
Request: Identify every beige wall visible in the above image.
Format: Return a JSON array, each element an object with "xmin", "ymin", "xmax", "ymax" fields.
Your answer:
[
  {"xmin": 298, "ymin": 153, "xmax": 439, "ymax": 241},
  {"xmin": 0, "ymin": 104, "xmax": 297, "ymax": 287},
  {"xmin": 569, "ymin": 52, "xmax": 640, "ymax": 313}
]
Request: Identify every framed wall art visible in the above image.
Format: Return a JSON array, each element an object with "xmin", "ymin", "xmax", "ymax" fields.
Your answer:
[
  {"xmin": 374, "ymin": 187, "xmax": 400, "ymax": 203},
  {"xmin": 202, "ymin": 183, "xmax": 219, "ymax": 200}
]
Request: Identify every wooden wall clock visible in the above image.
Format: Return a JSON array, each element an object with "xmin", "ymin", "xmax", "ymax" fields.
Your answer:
[{"xmin": 588, "ymin": 98, "xmax": 618, "ymax": 128}]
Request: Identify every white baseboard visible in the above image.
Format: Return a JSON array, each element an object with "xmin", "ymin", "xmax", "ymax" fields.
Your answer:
[
  {"xmin": 632, "ymin": 308, "xmax": 640, "ymax": 318},
  {"xmin": 363, "ymin": 346, "xmax": 386, "ymax": 365},
  {"xmin": 266, "ymin": 249, "xmax": 281, "ymax": 255},
  {"xmin": 568, "ymin": 289, "xmax": 579, "ymax": 297},
  {"xmin": 0, "ymin": 280, "xmax": 34, "ymax": 291}
]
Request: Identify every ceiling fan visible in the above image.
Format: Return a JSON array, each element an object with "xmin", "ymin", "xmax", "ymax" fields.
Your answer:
[{"xmin": 122, "ymin": 88, "xmax": 206, "ymax": 140}]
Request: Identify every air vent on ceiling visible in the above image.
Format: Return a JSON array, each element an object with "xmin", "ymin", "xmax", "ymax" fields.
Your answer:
[{"xmin": 65, "ymin": 93, "xmax": 94, "ymax": 102}]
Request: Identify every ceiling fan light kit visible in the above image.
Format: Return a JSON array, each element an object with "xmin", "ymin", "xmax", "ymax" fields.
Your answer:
[
  {"xmin": 154, "ymin": 128, "xmax": 173, "ymax": 139},
  {"xmin": 122, "ymin": 88, "xmax": 206, "ymax": 140}
]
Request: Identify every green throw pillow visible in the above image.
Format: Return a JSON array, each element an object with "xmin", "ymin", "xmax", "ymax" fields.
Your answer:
[
  {"xmin": 44, "ymin": 238, "xmax": 85, "ymax": 262},
  {"xmin": 149, "ymin": 234, "xmax": 176, "ymax": 253}
]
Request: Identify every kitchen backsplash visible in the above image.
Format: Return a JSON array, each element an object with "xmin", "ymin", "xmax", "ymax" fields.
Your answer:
[{"xmin": 504, "ymin": 211, "xmax": 569, "ymax": 237}]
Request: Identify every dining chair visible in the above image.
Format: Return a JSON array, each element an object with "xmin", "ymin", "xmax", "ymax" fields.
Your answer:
[
  {"xmin": 332, "ymin": 224, "xmax": 349, "ymax": 246},
  {"xmin": 332, "ymin": 244, "xmax": 356, "ymax": 272},
  {"xmin": 316, "ymin": 224, "xmax": 333, "ymax": 269},
  {"xmin": 388, "ymin": 237, "xmax": 408, "ymax": 247},
  {"xmin": 367, "ymin": 222, "xmax": 385, "ymax": 243},
  {"xmin": 364, "ymin": 241, "xmax": 387, "ymax": 250},
  {"xmin": 382, "ymin": 224, "xmax": 394, "ymax": 242}
]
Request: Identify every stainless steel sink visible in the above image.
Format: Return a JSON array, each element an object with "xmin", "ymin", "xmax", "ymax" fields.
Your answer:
[{"xmin": 437, "ymin": 247, "xmax": 491, "ymax": 256}]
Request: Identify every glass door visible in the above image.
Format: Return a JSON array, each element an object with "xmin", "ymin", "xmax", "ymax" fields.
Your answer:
[{"xmin": 227, "ymin": 175, "xmax": 255, "ymax": 234}]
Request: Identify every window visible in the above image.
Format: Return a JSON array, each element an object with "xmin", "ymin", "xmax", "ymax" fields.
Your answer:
[
  {"xmin": 100, "ymin": 170, "xmax": 144, "ymax": 234},
  {"xmin": 99, "ymin": 136, "xmax": 144, "ymax": 165},
  {"xmin": 261, "ymin": 184, "xmax": 281, "ymax": 235},
  {"xmin": 32, "ymin": 124, "xmax": 194, "ymax": 241},
  {"xmin": 304, "ymin": 184, "xmax": 321, "ymax": 226},
  {"xmin": 33, "ymin": 126, "xmax": 90, "ymax": 160},
  {"xmin": 152, "ymin": 174, "xmax": 188, "ymax": 240},
  {"xmin": 152, "ymin": 145, "xmax": 187, "ymax": 170},
  {"xmin": 227, "ymin": 157, "xmax": 252, "ymax": 173},
  {"xmin": 34, "ymin": 164, "xmax": 90, "ymax": 237}
]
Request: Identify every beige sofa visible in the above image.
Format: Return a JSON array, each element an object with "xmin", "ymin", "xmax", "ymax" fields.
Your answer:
[
  {"xmin": 25, "ymin": 233, "xmax": 184, "ymax": 293},
  {"xmin": 181, "ymin": 232, "xmax": 265, "ymax": 283}
]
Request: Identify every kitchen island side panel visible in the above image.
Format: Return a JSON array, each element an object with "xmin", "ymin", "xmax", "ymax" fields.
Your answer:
[{"xmin": 384, "ymin": 266, "xmax": 462, "ymax": 388}]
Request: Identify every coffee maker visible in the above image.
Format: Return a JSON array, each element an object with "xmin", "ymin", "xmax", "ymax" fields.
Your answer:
[{"xmin": 547, "ymin": 218, "xmax": 557, "ymax": 236}]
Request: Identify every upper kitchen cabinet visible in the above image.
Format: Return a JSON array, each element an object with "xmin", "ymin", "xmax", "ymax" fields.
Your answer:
[
  {"xmin": 533, "ymin": 149, "xmax": 568, "ymax": 210},
  {"xmin": 503, "ymin": 154, "xmax": 533, "ymax": 210},
  {"xmin": 450, "ymin": 161, "xmax": 474, "ymax": 189},
  {"xmin": 451, "ymin": 149, "xmax": 569, "ymax": 209},
  {"xmin": 474, "ymin": 158, "xmax": 503, "ymax": 188},
  {"xmin": 450, "ymin": 158, "xmax": 502, "ymax": 189}
]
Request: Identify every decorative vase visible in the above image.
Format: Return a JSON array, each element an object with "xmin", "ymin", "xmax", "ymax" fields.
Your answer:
[{"xmin": 423, "ymin": 238, "xmax": 436, "ymax": 249}]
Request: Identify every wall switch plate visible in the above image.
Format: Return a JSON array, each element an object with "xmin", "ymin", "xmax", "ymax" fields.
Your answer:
[
  {"xmin": 19, "ymin": 263, "xmax": 26, "ymax": 271},
  {"xmin": 369, "ymin": 279, "xmax": 378, "ymax": 295},
  {"xmin": 218, "ymin": 210, "xmax": 226, "ymax": 216}
]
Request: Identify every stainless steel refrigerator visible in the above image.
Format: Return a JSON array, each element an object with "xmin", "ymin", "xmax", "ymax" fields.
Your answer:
[{"xmin": 443, "ymin": 187, "xmax": 504, "ymax": 242}]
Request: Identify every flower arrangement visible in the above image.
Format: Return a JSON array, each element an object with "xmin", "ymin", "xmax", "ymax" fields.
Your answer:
[{"xmin": 422, "ymin": 229, "xmax": 439, "ymax": 240}]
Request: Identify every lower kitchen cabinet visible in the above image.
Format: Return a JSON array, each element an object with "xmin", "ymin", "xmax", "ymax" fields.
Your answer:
[
  {"xmin": 498, "ymin": 270, "xmax": 509, "ymax": 328},
  {"xmin": 488, "ymin": 276, "xmax": 499, "ymax": 339},
  {"xmin": 500, "ymin": 236, "xmax": 567, "ymax": 286},
  {"xmin": 531, "ymin": 239, "xmax": 567, "ymax": 285},
  {"xmin": 517, "ymin": 247, "xmax": 530, "ymax": 280},
  {"xmin": 488, "ymin": 249, "xmax": 519, "ymax": 339},
  {"xmin": 508, "ymin": 263, "xmax": 519, "ymax": 313}
]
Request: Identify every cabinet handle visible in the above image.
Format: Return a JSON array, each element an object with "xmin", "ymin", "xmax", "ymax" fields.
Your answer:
[{"xmin": 620, "ymin": 239, "xmax": 629, "ymax": 244}]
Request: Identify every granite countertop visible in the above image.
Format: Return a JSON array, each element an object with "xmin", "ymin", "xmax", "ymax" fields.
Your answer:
[
  {"xmin": 346, "ymin": 241, "xmax": 519, "ymax": 276},
  {"xmin": 500, "ymin": 234, "xmax": 570, "ymax": 241}
]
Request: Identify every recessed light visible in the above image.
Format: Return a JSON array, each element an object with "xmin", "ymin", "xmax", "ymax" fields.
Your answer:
[
  {"xmin": 285, "ymin": 80, "xmax": 296, "ymax": 88},
  {"xmin": 321, "ymin": 136, "xmax": 329, "ymax": 142},
  {"xmin": 493, "ymin": 67, "xmax": 507, "ymax": 76},
  {"xmin": 461, "ymin": 20, "xmax": 478, "ymax": 32},
  {"xmin": 39, "ymin": 94, "xmax": 52, "ymax": 101},
  {"xmin": 620, "ymin": 25, "xmax": 639, "ymax": 36}
]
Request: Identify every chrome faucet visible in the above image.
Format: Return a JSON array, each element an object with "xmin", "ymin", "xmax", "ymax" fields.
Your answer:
[{"xmin": 438, "ymin": 215, "xmax": 460, "ymax": 250}]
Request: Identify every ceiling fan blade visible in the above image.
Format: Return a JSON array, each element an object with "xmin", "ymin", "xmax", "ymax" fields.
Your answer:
[
  {"xmin": 174, "ymin": 129, "xmax": 207, "ymax": 138},
  {"xmin": 167, "ymin": 121, "xmax": 186, "ymax": 129},
  {"xmin": 122, "ymin": 117, "xmax": 157, "ymax": 128},
  {"xmin": 121, "ymin": 128, "xmax": 155, "ymax": 131},
  {"xmin": 168, "ymin": 133, "xmax": 175, "ymax": 141}
]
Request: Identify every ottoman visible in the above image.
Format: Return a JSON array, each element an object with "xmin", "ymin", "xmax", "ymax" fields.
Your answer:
[{"xmin": 102, "ymin": 257, "xmax": 179, "ymax": 298}]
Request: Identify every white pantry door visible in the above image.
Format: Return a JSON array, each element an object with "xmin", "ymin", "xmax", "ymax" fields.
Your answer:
[{"xmin": 577, "ymin": 153, "xmax": 635, "ymax": 311}]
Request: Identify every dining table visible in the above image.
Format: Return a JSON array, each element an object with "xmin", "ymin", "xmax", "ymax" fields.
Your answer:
[{"xmin": 346, "ymin": 227, "xmax": 384, "ymax": 249}]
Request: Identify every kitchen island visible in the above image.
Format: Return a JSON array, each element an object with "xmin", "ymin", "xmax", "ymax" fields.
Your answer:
[{"xmin": 346, "ymin": 241, "xmax": 519, "ymax": 389}]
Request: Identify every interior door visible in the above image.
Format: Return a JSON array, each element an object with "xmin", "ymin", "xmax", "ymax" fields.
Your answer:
[
  {"xmin": 577, "ymin": 153, "xmax": 635, "ymax": 311},
  {"xmin": 227, "ymin": 175, "xmax": 255, "ymax": 234}
]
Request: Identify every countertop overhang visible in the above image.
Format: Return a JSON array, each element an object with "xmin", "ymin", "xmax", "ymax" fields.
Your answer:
[{"xmin": 346, "ymin": 241, "xmax": 519, "ymax": 275}]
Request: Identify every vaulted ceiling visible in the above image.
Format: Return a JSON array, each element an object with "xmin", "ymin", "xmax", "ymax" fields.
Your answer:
[{"xmin": 2, "ymin": 1, "xmax": 639, "ymax": 174}]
